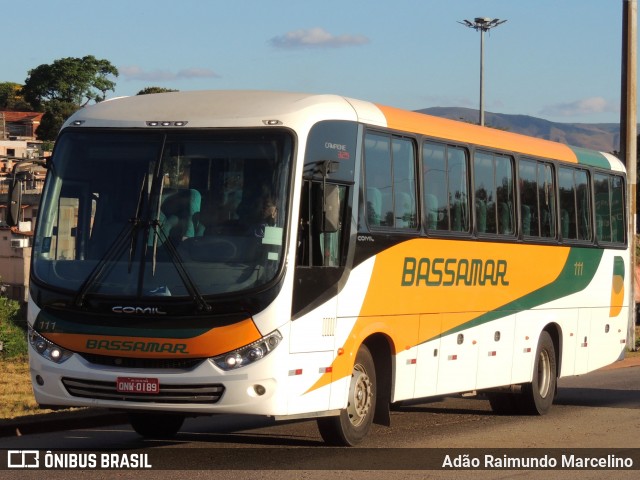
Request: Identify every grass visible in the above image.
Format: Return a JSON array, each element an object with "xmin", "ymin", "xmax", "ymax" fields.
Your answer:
[
  {"xmin": 0, "ymin": 356, "xmax": 70, "ymax": 420},
  {"xmin": 0, "ymin": 297, "xmax": 60, "ymax": 420},
  {"xmin": 0, "ymin": 356, "xmax": 44, "ymax": 419},
  {"xmin": 0, "ymin": 298, "xmax": 27, "ymax": 357}
]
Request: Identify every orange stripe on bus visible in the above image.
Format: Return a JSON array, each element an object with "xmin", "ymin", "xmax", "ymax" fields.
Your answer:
[
  {"xmin": 44, "ymin": 318, "xmax": 261, "ymax": 359},
  {"xmin": 376, "ymin": 105, "xmax": 578, "ymax": 163},
  {"xmin": 306, "ymin": 241, "xmax": 571, "ymax": 394}
]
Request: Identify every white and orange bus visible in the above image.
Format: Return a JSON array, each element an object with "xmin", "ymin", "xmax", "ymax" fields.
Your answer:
[{"xmin": 15, "ymin": 91, "xmax": 629, "ymax": 445}]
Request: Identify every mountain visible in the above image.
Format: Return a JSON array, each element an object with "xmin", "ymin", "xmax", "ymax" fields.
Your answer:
[{"xmin": 418, "ymin": 107, "xmax": 621, "ymax": 154}]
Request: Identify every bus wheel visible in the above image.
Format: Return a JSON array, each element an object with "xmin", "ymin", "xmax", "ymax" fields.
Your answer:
[
  {"xmin": 316, "ymin": 345, "xmax": 376, "ymax": 446},
  {"xmin": 128, "ymin": 412, "xmax": 185, "ymax": 439},
  {"xmin": 519, "ymin": 331, "xmax": 557, "ymax": 415}
]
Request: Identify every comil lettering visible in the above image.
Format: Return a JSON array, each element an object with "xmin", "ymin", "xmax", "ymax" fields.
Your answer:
[
  {"xmin": 401, "ymin": 257, "xmax": 509, "ymax": 287},
  {"xmin": 112, "ymin": 306, "xmax": 166, "ymax": 315}
]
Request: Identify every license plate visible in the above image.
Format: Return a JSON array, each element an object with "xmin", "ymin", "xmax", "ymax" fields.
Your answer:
[{"xmin": 116, "ymin": 377, "xmax": 160, "ymax": 394}]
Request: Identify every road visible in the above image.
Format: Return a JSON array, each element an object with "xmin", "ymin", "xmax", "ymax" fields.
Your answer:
[{"xmin": 1, "ymin": 362, "xmax": 639, "ymax": 479}]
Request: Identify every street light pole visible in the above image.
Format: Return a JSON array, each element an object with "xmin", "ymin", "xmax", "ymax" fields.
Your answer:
[
  {"xmin": 621, "ymin": 0, "xmax": 637, "ymax": 351},
  {"xmin": 480, "ymin": 24, "xmax": 486, "ymax": 127},
  {"xmin": 459, "ymin": 17, "xmax": 507, "ymax": 126}
]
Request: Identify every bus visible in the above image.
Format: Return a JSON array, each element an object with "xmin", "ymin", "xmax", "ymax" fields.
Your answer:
[{"xmin": 12, "ymin": 91, "xmax": 629, "ymax": 446}]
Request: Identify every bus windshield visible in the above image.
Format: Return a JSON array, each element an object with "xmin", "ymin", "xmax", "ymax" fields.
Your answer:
[{"xmin": 32, "ymin": 129, "xmax": 293, "ymax": 300}]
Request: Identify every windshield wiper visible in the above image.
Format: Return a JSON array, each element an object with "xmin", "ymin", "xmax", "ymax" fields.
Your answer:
[
  {"xmin": 73, "ymin": 220, "xmax": 138, "ymax": 308},
  {"xmin": 74, "ymin": 172, "xmax": 148, "ymax": 308},
  {"xmin": 74, "ymin": 151, "xmax": 210, "ymax": 313},
  {"xmin": 128, "ymin": 172, "xmax": 149, "ymax": 273},
  {"xmin": 148, "ymin": 223, "xmax": 211, "ymax": 313},
  {"xmin": 142, "ymin": 167, "xmax": 210, "ymax": 313}
]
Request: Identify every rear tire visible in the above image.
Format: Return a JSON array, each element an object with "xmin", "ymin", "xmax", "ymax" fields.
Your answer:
[
  {"xmin": 519, "ymin": 331, "xmax": 557, "ymax": 415},
  {"xmin": 317, "ymin": 345, "xmax": 376, "ymax": 446},
  {"xmin": 128, "ymin": 412, "xmax": 185, "ymax": 439}
]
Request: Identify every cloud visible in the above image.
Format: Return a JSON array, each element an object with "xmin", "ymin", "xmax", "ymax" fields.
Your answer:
[
  {"xmin": 540, "ymin": 97, "xmax": 618, "ymax": 117},
  {"xmin": 270, "ymin": 27, "xmax": 369, "ymax": 49},
  {"xmin": 120, "ymin": 66, "xmax": 219, "ymax": 82}
]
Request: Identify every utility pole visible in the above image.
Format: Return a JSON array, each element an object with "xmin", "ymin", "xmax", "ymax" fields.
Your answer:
[
  {"xmin": 459, "ymin": 17, "xmax": 507, "ymax": 126},
  {"xmin": 621, "ymin": 0, "xmax": 637, "ymax": 350}
]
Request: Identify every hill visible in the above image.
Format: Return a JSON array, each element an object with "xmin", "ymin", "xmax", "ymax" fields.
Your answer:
[{"xmin": 418, "ymin": 107, "xmax": 621, "ymax": 153}]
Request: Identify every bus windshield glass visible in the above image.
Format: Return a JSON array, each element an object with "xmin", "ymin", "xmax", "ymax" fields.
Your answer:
[{"xmin": 32, "ymin": 129, "xmax": 293, "ymax": 299}]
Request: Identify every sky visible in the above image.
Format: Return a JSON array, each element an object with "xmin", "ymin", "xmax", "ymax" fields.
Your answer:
[{"xmin": 2, "ymin": 0, "xmax": 635, "ymax": 124}]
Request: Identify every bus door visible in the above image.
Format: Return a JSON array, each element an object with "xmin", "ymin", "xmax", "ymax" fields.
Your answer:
[{"xmin": 290, "ymin": 179, "xmax": 350, "ymax": 412}]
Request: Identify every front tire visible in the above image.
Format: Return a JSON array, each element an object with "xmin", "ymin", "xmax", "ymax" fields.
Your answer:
[
  {"xmin": 519, "ymin": 331, "xmax": 557, "ymax": 415},
  {"xmin": 317, "ymin": 345, "xmax": 376, "ymax": 446},
  {"xmin": 128, "ymin": 412, "xmax": 185, "ymax": 439}
]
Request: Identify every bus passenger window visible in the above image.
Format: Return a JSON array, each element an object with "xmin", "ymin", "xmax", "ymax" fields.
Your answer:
[
  {"xmin": 474, "ymin": 151, "xmax": 514, "ymax": 236},
  {"xmin": 365, "ymin": 134, "xmax": 393, "ymax": 227},
  {"xmin": 364, "ymin": 132, "xmax": 417, "ymax": 229},
  {"xmin": 422, "ymin": 142, "xmax": 469, "ymax": 233},
  {"xmin": 519, "ymin": 159, "xmax": 556, "ymax": 239},
  {"xmin": 392, "ymin": 137, "xmax": 417, "ymax": 228},
  {"xmin": 594, "ymin": 172, "xmax": 626, "ymax": 244},
  {"xmin": 558, "ymin": 167, "xmax": 592, "ymax": 242},
  {"xmin": 423, "ymin": 142, "xmax": 446, "ymax": 230},
  {"xmin": 611, "ymin": 175, "xmax": 625, "ymax": 243}
]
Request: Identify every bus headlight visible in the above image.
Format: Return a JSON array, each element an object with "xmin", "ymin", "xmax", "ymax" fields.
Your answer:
[
  {"xmin": 28, "ymin": 325, "xmax": 73, "ymax": 364},
  {"xmin": 211, "ymin": 330, "xmax": 282, "ymax": 371}
]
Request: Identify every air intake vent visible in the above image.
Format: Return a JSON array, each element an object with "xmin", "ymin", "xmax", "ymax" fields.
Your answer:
[{"xmin": 80, "ymin": 353, "xmax": 203, "ymax": 370}]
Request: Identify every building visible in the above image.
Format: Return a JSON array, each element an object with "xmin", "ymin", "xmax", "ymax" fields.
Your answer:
[
  {"xmin": 0, "ymin": 111, "xmax": 43, "ymax": 140},
  {"xmin": 0, "ymin": 223, "xmax": 32, "ymax": 302},
  {"xmin": 0, "ymin": 111, "xmax": 45, "ymax": 302},
  {"xmin": 0, "ymin": 139, "xmax": 42, "ymax": 161}
]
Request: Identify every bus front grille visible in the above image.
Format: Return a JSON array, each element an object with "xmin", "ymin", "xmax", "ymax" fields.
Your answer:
[
  {"xmin": 61, "ymin": 377, "xmax": 225, "ymax": 404},
  {"xmin": 79, "ymin": 353, "xmax": 205, "ymax": 370}
]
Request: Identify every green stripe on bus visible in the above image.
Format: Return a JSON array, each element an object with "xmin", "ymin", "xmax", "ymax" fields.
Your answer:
[
  {"xmin": 613, "ymin": 255, "xmax": 625, "ymax": 278},
  {"xmin": 570, "ymin": 146, "xmax": 610, "ymax": 169},
  {"xmin": 441, "ymin": 247, "xmax": 604, "ymax": 337},
  {"xmin": 34, "ymin": 311, "xmax": 210, "ymax": 339}
]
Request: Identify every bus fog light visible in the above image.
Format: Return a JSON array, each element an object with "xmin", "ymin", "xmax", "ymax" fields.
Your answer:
[
  {"xmin": 253, "ymin": 384, "xmax": 266, "ymax": 396},
  {"xmin": 211, "ymin": 330, "xmax": 282, "ymax": 371},
  {"xmin": 35, "ymin": 375, "xmax": 44, "ymax": 386}
]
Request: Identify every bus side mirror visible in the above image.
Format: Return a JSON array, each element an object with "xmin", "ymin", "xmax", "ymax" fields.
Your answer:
[
  {"xmin": 315, "ymin": 183, "xmax": 340, "ymax": 233},
  {"xmin": 8, "ymin": 179, "xmax": 23, "ymax": 227},
  {"xmin": 5, "ymin": 157, "xmax": 48, "ymax": 227}
]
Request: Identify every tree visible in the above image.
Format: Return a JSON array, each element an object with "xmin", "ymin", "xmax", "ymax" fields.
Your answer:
[
  {"xmin": 0, "ymin": 82, "xmax": 33, "ymax": 111},
  {"xmin": 137, "ymin": 87, "xmax": 178, "ymax": 95},
  {"xmin": 21, "ymin": 56, "xmax": 118, "ymax": 140},
  {"xmin": 22, "ymin": 55, "xmax": 118, "ymax": 109},
  {"xmin": 36, "ymin": 100, "xmax": 82, "ymax": 141}
]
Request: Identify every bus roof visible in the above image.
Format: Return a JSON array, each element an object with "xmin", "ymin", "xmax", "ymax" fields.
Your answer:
[
  {"xmin": 63, "ymin": 90, "xmax": 624, "ymax": 172},
  {"xmin": 64, "ymin": 90, "xmax": 362, "ymax": 129}
]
